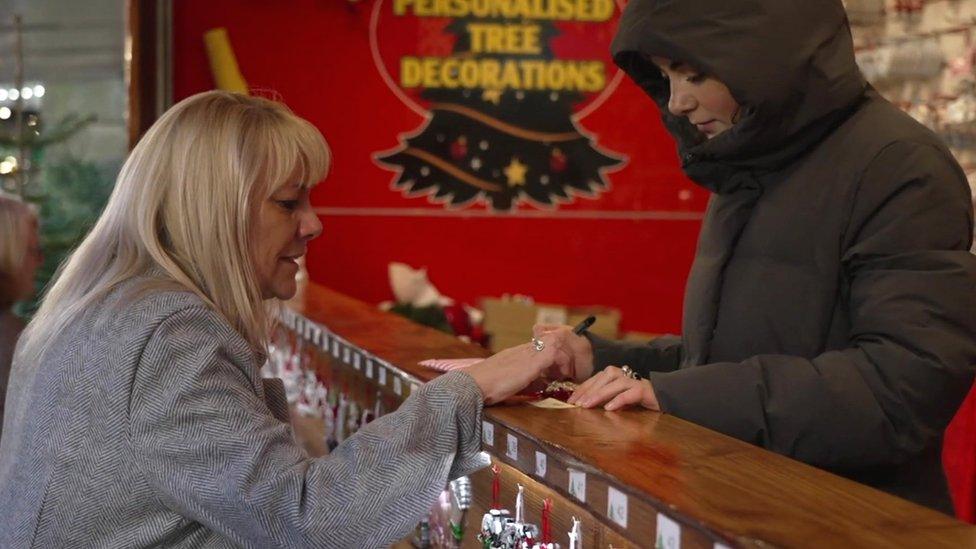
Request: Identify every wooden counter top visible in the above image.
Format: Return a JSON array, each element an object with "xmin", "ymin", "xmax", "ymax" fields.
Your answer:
[{"xmin": 284, "ymin": 282, "xmax": 975, "ymax": 548}]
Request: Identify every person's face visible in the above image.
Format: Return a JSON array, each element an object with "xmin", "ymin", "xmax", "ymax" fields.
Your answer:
[
  {"xmin": 650, "ymin": 56, "xmax": 740, "ymax": 139},
  {"xmin": 11, "ymin": 217, "xmax": 41, "ymax": 303},
  {"xmin": 251, "ymin": 182, "xmax": 322, "ymax": 300}
]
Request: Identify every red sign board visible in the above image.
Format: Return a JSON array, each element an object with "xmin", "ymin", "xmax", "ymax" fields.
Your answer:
[{"xmin": 172, "ymin": 0, "xmax": 705, "ymax": 335}]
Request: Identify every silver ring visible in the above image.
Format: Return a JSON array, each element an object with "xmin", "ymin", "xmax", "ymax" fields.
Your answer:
[
  {"xmin": 531, "ymin": 337, "xmax": 545, "ymax": 352},
  {"xmin": 621, "ymin": 365, "xmax": 640, "ymax": 380}
]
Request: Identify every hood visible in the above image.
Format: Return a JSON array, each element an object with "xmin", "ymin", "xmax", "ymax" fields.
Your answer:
[{"xmin": 611, "ymin": 0, "xmax": 867, "ymax": 191}]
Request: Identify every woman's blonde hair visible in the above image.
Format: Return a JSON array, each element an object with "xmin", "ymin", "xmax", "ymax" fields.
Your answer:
[
  {"xmin": 0, "ymin": 193, "xmax": 38, "ymax": 303},
  {"xmin": 19, "ymin": 91, "xmax": 329, "ymax": 363}
]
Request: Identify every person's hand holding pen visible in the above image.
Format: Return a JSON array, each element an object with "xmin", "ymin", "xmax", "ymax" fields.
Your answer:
[
  {"xmin": 532, "ymin": 316, "xmax": 598, "ymax": 382},
  {"xmin": 533, "ymin": 317, "xmax": 660, "ymax": 411}
]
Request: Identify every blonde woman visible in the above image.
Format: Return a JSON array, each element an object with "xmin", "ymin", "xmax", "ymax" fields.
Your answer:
[
  {"xmin": 0, "ymin": 194, "xmax": 41, "ymax": 435},
  {"xmin": 0, "ymin": 91, "xmax": 568, "ymax": 548}
]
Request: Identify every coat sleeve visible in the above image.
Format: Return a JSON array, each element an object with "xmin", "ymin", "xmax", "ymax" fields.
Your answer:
[
  {"xmin": 646, "ymin": 141, "xmax": 976, "ymax": 470},
  {"xmin": 126, "ymin": 306, "xmax": 488, "ymax": 548},
  {"xmin": 585, "ymin": 332, "xmax": 683, "ymax": 377}
]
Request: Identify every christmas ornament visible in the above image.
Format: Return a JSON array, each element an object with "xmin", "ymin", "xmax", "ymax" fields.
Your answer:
[
  {"xmin": 568, "ymin": 517, "xmax": 581, "ymax": 549},
  {"xmin": 423, "ymin": 476, "xmax": 474, "ymax": 548},
  {"xmin": 442, "ymin": 303, "xmax": 473, "ymax": 338},
  {"xmin": 479, "ymin": 467, "xmax": 547, "ymax": 548}
]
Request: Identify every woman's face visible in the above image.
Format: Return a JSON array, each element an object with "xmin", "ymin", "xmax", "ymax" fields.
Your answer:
[
  {"xmin": 251, "ymin": 182, "xmax": 322, "ymax": 300},
  {"xmin": 10, "ymin": 217, "xmax": 41, "ymax": 303},
  {"xmin": 650, "ymin": 56, "xmax": 740, "ymax": 139}
]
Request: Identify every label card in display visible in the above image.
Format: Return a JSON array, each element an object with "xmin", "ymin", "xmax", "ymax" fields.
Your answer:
[
  {"xmin": 568, "ymin": 469, "xmax": 586, "ymax": 502},
  {"xmin": 535, "ymin": 451, "xmax": 547, "ymax": 478},
  {"xmin": 607, "ymin": 486, "xmax": 628, "ymax": 528},
  {"xmin": 482, "ymin": 421, "xmax": 494, "ymax": 446},
  {"xmin": 506, "ymin": 433, "xmax": 518, "ymax": 461},
  {"xmin": 656, "ymin": 514, "xmax": 681, "ymax": 549}
]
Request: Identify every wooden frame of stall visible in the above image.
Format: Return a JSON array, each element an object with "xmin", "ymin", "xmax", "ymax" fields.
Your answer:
[{"xmin": 125, "ymin": 0, "xmax": 172, "ymax": 150}]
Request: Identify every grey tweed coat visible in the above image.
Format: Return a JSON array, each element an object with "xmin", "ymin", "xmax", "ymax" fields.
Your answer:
[{"xmin": 0, "ymin": 278, "xmax": 489, "ymax": 548}]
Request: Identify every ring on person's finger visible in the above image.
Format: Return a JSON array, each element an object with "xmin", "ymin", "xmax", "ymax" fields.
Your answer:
[
  {"xmin": 531, "ymin": 337, "xmax": 545, "ymax": 352},
  {"xmin": 621, "ymin": 365, "xmax": 640, "ymax": 380}
]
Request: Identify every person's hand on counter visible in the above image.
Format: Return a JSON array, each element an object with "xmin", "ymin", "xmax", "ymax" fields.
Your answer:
[
  {"xmin": 465, "ymin": 332, "xmax": 571, "ymax": 405},
  {"xmin": 531, "ymin": 323, "xmax": 595, "ymax": 381},
  {"xmin": 567, "ymin": 366, "xmax": 660, "ymax": 411}
]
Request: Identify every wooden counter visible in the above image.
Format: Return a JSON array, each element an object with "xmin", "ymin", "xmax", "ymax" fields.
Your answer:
[{"xmin": 282, "ymin": 282, "xmax": 976, "ymax": 548}]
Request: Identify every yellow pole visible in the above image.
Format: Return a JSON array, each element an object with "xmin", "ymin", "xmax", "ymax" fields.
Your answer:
[{"xmin": 203, "ymin": 28, "xmax": 249, "ymax": 94}]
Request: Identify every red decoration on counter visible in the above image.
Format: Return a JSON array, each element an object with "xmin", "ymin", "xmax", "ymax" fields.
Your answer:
[
  {"xmin": 541, "ymin": 497, "xmax": 553, "ymax": 543},
  {"xmin": 491, "ymin": 463, "xmax": 501, "ymax": 510},
  {"xmin": 442, "ymin": 303, "xmax": 472, "ymax": 337},
  {"xmin": 531, "ymin": 380, "xmax": 578, "ymax": 402}
]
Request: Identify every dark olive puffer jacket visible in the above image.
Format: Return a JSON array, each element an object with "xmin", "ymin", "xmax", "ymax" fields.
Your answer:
[{"xmin": 593, "ymin": 0, "xmax": 976, "ymax": 514}]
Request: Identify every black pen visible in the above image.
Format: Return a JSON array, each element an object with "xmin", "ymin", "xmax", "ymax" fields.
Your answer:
[{"xmin": 572, "ymin": 315, "xmax": 596, "ymax": 336}]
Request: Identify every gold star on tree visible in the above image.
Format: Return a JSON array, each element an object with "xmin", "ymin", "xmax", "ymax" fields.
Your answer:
[
  {"xmin": 503, "ymin": 157, "xmax": 528, "ymax": 187},
  {"xmin": 481, "ymin": 88, "xmax": 502, "ymax": 105}
]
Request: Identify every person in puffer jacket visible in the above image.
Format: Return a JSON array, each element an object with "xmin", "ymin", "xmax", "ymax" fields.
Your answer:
[{"xmin": 537, "ymin": 0, "xmax": 976, "ymax": 515}]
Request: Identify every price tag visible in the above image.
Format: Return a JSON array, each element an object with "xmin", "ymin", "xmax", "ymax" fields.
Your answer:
[
  {"xmin": 506, "ymin": 433, "xmax": 518, "ymax": 461},
  {"xmin": 482, "ymin": 421, "xmax": 494, "ymax": 446},
  {"xmin": 410, "ymin": 382, "xmax": 420, "ymax": 395},
  {"xmin": 393, "ymin": 376, "xmax": 403, "ymax": 396},
  {"xmin": 568, "ymin": 469, "xmax": 586, "ymax": 502},
  {"xmin": 342, "ymin": 346, "xmax": 351, "ymax": 364},
  {"xmin": 331, "ymin": 339, "xmax": 340, "ymax": 358},
  {"xmin": 535, "ymin": 451, "xmax": 547, "ymax": 478},
  {"xmin": 607, "ymin": 486, "xmax": 628, "ymax": 528},
  {"xmin": 365, "ymin": 360, "xmax": 374, "ymax": 379},
  {"xmin": 378, "ymin": 366, "xmax": 387, "ymax": 386},
  {"xmin": 656, "ymin": 514, "xmax": 681, "ymax": 549},
  {"xmin": 352, "ymin": 352, "xmax": 361, "ymax": 370}
]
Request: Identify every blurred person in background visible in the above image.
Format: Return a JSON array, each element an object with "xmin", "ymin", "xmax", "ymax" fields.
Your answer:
[{"xmin": 0, "ymin": 193, "xmax": 41, "ymax": 435}]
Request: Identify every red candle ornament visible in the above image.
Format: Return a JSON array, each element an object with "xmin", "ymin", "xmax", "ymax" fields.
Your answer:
[
  {"xmin": 450, "ymin": 135, "xmax": 468, "ymax": 160},
  {"xmin": 541, "ymin": 497, "xmax": 553, "ymax": 543},
  {"xmin": 549, "ymin": 147, "xmax": 567, "ymax": 173},
  {"xmin": 491, "ymin": 463, "xmax": 501, "ymax": 510}
]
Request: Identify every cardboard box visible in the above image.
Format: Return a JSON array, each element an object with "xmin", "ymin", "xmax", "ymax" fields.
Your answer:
[{"xmin": 481, "ymin": 297, "xmax": 621, "ymax": 352}]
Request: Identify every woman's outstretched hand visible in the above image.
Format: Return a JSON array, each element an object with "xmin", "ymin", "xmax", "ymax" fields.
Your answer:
[{"xmin": 465, "ymin": 333, "xmax": 573, "ymax": 405}]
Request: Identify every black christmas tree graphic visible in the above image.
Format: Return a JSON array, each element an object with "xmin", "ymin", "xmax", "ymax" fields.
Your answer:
[{"xmin": 375, "ymin": 13, "xmax": 625, "ymax": 211}]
